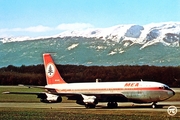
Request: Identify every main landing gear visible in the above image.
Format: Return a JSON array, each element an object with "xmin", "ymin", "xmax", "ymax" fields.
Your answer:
[
  {"xmin": 107, "ymin": 102, "xmax": 118, "ymax": 108},
  {"xmin": 85, "ymin": 103, "xmax": 96, "ymax": 108}
]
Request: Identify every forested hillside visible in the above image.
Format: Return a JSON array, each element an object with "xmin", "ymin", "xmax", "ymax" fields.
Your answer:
[{"xmin": 0, "ymin": 65, "xmax": 180, "ymax": 87}]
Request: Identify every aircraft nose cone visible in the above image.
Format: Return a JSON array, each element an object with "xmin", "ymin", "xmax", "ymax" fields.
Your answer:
[
  {"xmin": 169, "ymin": 89, "xmax": 175, "ymax": 96},
  {"xmin": 172, "ymin": 90, "xmax": 175, "ymax": 96}
]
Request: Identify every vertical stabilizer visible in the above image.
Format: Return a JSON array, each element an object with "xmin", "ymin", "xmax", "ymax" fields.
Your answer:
[{"xmin": 43, "ymin": 53, "xmax": 67, "ymax": 84}]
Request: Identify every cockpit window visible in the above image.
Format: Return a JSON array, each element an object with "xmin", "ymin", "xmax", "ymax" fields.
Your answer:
[
  {"xmin": 163, "ymin": 85, "xmax": 171, "ymax": 90},
  {"xmin": 164, "ymin": 86, "xmax": 170, "ymax": 90},
  {"xmin": 159, "ymin": 85, "xmax": 170, "ymax": 90}
]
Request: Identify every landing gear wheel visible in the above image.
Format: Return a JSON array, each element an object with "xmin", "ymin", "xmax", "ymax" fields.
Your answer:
[
  {"xmin": 107, "ymin": 102, "xmax": 118, "ymax": 108},
  {"xmin": 152, "ymin": 102, "xmax": 157, "ymax": 109},
  {"xmin": 85, "ymin": 104, "xmax": 96, "ymax": 108}
]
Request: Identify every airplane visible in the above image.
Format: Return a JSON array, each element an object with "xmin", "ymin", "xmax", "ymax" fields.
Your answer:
[{"xmin": 3, "ymin": 53, "xmax": 175, "ymax": 108}]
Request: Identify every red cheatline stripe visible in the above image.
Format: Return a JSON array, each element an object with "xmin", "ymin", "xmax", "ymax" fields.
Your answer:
[{"xmin": 53, "ymin": 87, "xmax": 165, "ymax": 93}]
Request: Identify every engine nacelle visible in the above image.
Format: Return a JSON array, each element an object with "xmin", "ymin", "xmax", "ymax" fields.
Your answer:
[
  {"xmin": 76, "ymin": 94, "xmax": 98, "ymax": 105},
  {"xmin": 38, "ymin": 93, "xmax": 62, "ymax": 103},
  {"xmin": 76, "ymin": 100, "xmax": 85, "ymax": 105}
]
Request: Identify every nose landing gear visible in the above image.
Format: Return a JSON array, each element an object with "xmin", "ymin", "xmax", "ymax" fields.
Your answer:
[{"xmin": 152, "ymin": 102, "xmax": 157, "ymax": 108}]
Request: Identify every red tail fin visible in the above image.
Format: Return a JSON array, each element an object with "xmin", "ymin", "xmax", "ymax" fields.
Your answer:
[{"xmin": 43, "ymin": 53, "xmax": 67, "ymax": 85}]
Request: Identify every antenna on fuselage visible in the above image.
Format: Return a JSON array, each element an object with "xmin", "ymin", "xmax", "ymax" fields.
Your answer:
[{"xmin": 96, "ymin": 79, "xmax": 102, "ymax": 83}]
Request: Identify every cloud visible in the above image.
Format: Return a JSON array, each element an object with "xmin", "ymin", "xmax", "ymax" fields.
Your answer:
[
  {"xmin": 0, "ymin": 23, "xmax": 94, "ymax": 37},
  {"xmin": 24, "ymin": 25, "xmax": 52, "ymax": 32},
  {"xmin": 56, "ymin": 23, "xmax": 94, "ymax": 31},
  {"xmin": 0, "ymin": 25, "xmax": 52, "ymax": 33},
  {"xmin": 0, "ymin": 23, "xmax": 94, "ymax": 33}
]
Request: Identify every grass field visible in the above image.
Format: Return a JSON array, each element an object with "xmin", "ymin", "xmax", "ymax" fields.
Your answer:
[{"xmin": 0, "ymin": 107, "xmax": 180, "ymax": 120}]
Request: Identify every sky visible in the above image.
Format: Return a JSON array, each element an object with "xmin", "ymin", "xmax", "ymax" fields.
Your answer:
[{"xmin": 0, "ymin": 0, "xmax": 180, "ymax": 37}]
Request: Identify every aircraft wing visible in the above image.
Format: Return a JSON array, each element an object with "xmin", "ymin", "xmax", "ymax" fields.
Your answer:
[
  {"xmin": 3, "ymin": 86, "xmax": 128, "ymax": 104},
  {"xmin": 2, "ymin": 85, "xmax": 46, "ymax": 95},
  {"xmin": 18, "ymin": 84, "xmax": 45, "ymax": 89},
  {"xmin": 2, "ymin": 91, "xmax": 45, "ymax": 95}
]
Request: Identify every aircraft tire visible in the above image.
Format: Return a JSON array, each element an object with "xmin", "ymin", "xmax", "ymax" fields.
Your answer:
[
  {"xmin": 107, "ymin": 102, "xmax": 118, "ymax": 108},
  {"xmin": 85, "ymin": 104, "xmax": 96, "ymax": 108},
  {"xmin": 152, "ymin": 102, "xmax": 157, "ymax": 109}
]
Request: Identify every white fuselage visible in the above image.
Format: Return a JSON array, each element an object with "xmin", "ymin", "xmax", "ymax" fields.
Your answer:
[{"xmin": 45, "ymin": 81, "xmax": 175, "ymax": 103}]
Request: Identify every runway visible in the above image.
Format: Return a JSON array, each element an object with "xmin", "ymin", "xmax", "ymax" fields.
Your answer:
[
  {"xmin": 0, "ymin": 101, "xmax": 180, "ymax": 111},
  {"xmin": 1, "ymin": 102, "xmax": 180, "ymax": 118}
]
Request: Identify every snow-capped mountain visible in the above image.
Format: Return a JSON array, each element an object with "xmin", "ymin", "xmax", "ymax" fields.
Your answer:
[
  {"xmin": 1, "ymin": 22, "xmax": 180, "ymax": 49},
  {"xmin": 58, "ymin": 22, "xmax": 180, "ymax": 49}
]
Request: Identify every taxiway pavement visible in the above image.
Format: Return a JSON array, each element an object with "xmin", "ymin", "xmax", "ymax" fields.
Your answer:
[{"xmin": 0, "ymin": 102, "xmax": 179, "ymax": 111}]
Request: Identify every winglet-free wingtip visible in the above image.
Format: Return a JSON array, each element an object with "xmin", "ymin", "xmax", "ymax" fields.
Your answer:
[
  {"xmin": 2, "ymin": 91, "xmax": 10, "ymax": 94},
  {"xmin": 18, "ymin": 84, "xmax": 25, "ymax": 87}
]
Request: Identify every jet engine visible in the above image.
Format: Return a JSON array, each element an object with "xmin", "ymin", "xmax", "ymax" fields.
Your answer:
[
  {"xmin": 37, "ymin": 93, "xmax": 62, "ymax": 103},
  {"xmin": 76, "ymin": 94, "xmax": 98, "ymax": 105}
]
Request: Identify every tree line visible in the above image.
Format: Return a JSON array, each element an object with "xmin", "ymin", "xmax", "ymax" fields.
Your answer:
[{"xmin": 0, "ymin": 64, "xmax": 180, "ymax": 87}]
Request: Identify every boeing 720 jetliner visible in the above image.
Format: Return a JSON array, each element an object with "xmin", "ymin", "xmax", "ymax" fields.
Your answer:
[{"xmin": 4, "ymin": 53, "xmax": 175, "ymax": 108}]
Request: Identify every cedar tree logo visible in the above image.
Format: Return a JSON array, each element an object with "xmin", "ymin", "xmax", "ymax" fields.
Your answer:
[{"xmin": 46, "ymin": 63, "xmax": 55, "ymax": 78}]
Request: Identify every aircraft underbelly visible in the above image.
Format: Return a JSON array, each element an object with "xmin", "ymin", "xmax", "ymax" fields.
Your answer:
[{"xmin": 122, "ymin": 90, "xmax": 169, "ymax": 103}]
